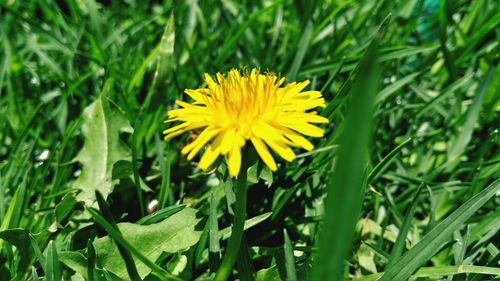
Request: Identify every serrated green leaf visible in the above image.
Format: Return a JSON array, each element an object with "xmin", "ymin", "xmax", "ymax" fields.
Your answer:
[
  {"xmin": 72, "ymin": 81, "xmax": 133, "ymax": 205},
  {"xmin": 92, "ymin": 207, "xmax": 203, "ymax": 279},
  {"xmin": 59, "ymin": 251, "xmax": 88, "ymax": 280}
]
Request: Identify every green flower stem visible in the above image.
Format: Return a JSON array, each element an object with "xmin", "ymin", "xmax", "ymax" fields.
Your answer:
[{"xmin": 213, "ymin": 166, "xmax": 248, "ymax": 281}]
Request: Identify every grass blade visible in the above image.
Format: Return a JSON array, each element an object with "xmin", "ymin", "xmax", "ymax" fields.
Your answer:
[
  {"xmin": 287, "ymin": 20, "xmax": 314, "ymax": 81},
  {"xmin": 87, "ymin": 239, "xmax": 97, "ymax": 281},
  {"xmin": 156, "ymin": 133, "xmax": 172, "ymax": 210},
  {"xmin": 386, "ymin": 184, "xmax": 422, "ymax": 267},
  {"xmin": 87, "ymin": 207, "xmax": 181, "ymax": 281},
  {"xmin": 236, "ymin": 236, "xmax": 254, "ymax": 281},
  {"xmin": 283, "ymin": 229, "xmax": 297, "ymax": 281},
  {"xmin": 354, "ymin": 265, "xmax": 500, "ymax": 281},
  {"xmin": 378, "ymin": 178, "xmax": 500, "ymax": 281},
  {"xmin": 448, "ymin": 67, "xmax": 495, "ymax": 161},
  {"xmin": 310, "ymin": 15, "xmax": 384, "ymax": 280},
  {"xmin": 375, "ymin": 72, "xmax": 420, "ymax": 104},
  {"xmin": 45, "ymin": 241, "xmax": 61, "ymax": 281},
  {"xmin": 367, "ymin": 137, "xmax": 412, "ymax": 183},
  {"xmin": 209, "ymin": 192, "xmax": 221, "ymax": 271},
  {"xmin": 94, "ymin": 191, "xmax": 142, "ymax": 281}
]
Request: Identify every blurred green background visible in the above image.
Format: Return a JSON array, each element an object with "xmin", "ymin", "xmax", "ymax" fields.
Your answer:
[{"xmin": 0, "ymin": 0, "xmax": 499, "ymax": 280}]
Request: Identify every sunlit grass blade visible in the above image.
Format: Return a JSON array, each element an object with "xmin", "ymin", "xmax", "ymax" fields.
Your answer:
[
  {"xmin": 378, "ymin": 178, "xmax": 500, "ymax": 281},
  {"xmin": 45, "ymin": 241, "xmax": 61, "ymax": 281},
  {"xmin": 416, "ymin": 74, "xmax": 473, "ymax": 118},
  {"xmin": 209, "ymin": 192, "xmax": 221, "ymax": 272},
  {"xmin": 354, "ymin": 265, "xmax": 500, "ymax": 281},
  {"xmin": 136, "ymin": 205, "xmax": 185, "ymax": 225},
  {"xmin": 283, "ymin": 229, "xmax": 297, "ymax": 281},
  {"xmin": 155, "ymin": 133, "xmax": 172, "ymax": 210},
  {"xmin": 32, "ymin": 266, "xmax": 40, "ymax": 281},
  {"xmin": 219, "ymin": 212, "xmax": 272, "ymax": 240},
  {"xmin": 86, "ymin": 240, "xmax": 95, "ymax": 281},
  {"xmin": 131, "ymin": 116, "xmax": 145, "ymax": 218},
  {"xmin": 150, "ymin": 12, "xmax": 175, "ymax": 92}
]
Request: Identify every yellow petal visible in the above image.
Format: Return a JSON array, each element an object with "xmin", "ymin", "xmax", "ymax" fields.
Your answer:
[
  {"xmin": 163, "ymin": 122, "xmax": 189, "ymax": 135},
  {"xmin": 185, "ymin": 89, "xmax": 205, "ymax": 104},
  {"xmin": 251, "ymin": 137, "xmax": 277, "ymax": 171},
  {"xmin": 182, "ymin": 128, "xmax": 220, "ymax": 160},
  {"xmin": 164, "ymin": 128, "xmax": 187, "ymax": 141},
  {"xmin": 263, "ymin": 138, "xmax": 296, "ymax": 162},
  {"xmin": 204, "ymin": 74, "xmax": 218, "ymax": 90},
  {"xmin": 280, "ymin": 112, "xmax": 329, "ymax": 124},
  {"xmin": 284, "ymin": 133, "xmax": 314, "ymax": 151},
  {"xmin": 163, "ymin": 122, "xmax": 208, "ymax": 140},
  {"xmin": 280, "ymin": 122, "xmax": 325, "ymax": 137},
  {"xmin": 305, "ymin": 114, "xmax": 329, "ymax": 123},
  {"xmin": 302, "ymin": 90, "xmax": 323, "ymax": 99},
  {"xmin": 251, "ymin": 123, "xmax": 283, "ymax": 142},
  {"xmin": 227, "ymin": 145, "xmax": 242, "ymax": 177},
  {"xmin": 220, "ymin": 129, "xmax": 237, "ymax": 154},
  {"xmin": 198, "ymin": 145, "xmax": 220, "ymax": 170}
]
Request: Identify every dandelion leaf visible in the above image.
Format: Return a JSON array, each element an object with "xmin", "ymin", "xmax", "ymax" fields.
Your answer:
[{"xmin": 73, "ymin": 93, "xmax": 132, "ymax": 205}]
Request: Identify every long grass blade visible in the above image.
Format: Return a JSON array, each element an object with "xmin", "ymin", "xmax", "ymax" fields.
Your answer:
[
  {"xmin": 378, "ymin": 178, "xmax": 500, "ymax": 281},
  {"xmin": 310, "ymin": 14, "xmax": 385, "ymax": 280}
]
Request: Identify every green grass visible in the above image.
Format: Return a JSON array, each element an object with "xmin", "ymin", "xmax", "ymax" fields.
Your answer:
[{"xmin": 0, "ymin": 0, "xmax": 499, "ymax": 280}]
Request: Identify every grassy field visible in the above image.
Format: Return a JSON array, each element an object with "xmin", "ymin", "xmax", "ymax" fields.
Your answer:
[{"xmin": 1, "ymin": 0, "xmax": 499, "ymax": 280}]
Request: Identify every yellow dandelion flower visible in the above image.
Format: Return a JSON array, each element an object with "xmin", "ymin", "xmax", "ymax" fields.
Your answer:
[{"xmin": 164, "ymin": 68, "xmax": 329, "ymax": 177}]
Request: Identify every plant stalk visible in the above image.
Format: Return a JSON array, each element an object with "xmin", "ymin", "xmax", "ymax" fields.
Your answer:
[{"xmin": 213, "ymin": 166, "xmax": 248, "ymax": 281}]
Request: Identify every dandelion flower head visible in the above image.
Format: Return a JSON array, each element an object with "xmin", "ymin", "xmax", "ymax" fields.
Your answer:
[{"xmin": 164, "ymin": 68, "xmax": 329, "ymax": 177}]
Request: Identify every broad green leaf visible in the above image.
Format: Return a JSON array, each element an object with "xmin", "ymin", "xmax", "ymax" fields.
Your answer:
[
  {"xmin": 255, "ymin": 263, "xmax": 310, "ymax": 281},
  {"xmin": 92, "ymin": 207, "xmax": 203, "ymax": 279},
  {"xmin": 59, "ymin": 251, "xmax": 88, "ymax": 279},
  {"xmin": 256, "ymin": 267, "xmax": 281, "ymax": 281},
  {"xmin": 357, "ymin": 243, "xmax": 378, "ymax": 274},
  {"xmin": 72, "ymin": 81, "xmax": 133, "ymax": 205},
  {"xmin": 94, "ymin": 190, "xmax": 141, "ymax": 281}
]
